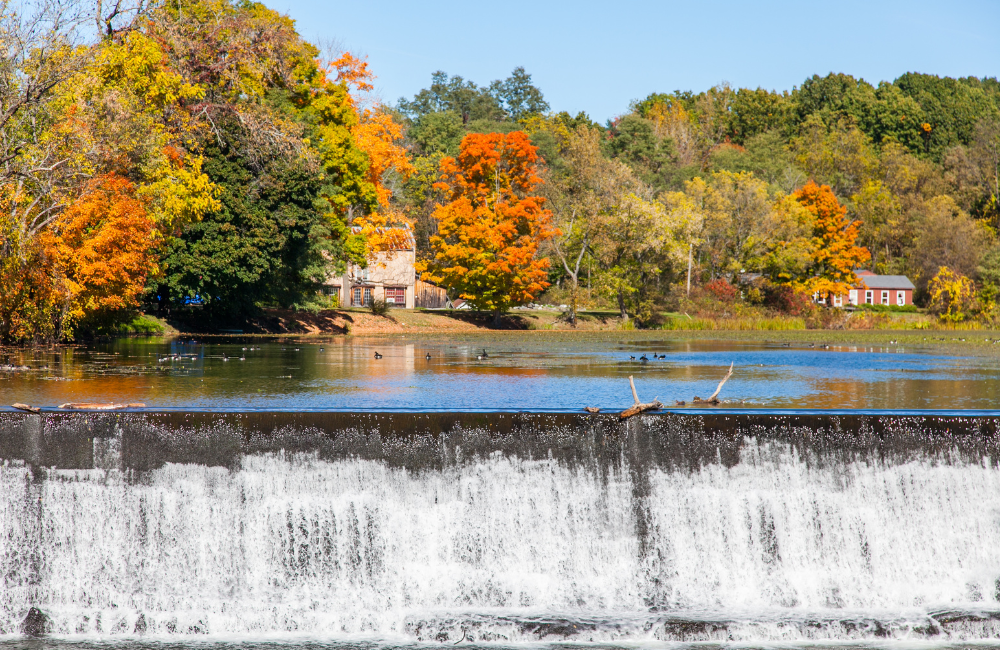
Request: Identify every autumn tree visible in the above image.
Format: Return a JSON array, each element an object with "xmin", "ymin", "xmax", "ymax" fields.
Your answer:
[
  {"xmin": 793, "ymin": 181, "xmax": 870, "ymax": 302},
  {"xmin": 910, "ymin": 195, "xmax": 991, "ymax": 292},
  {"xmin": 542, "ymin": 125, "xmax": 639, "ymax": 325},
  {"xmin": 425, "ymin": 131, "xmax": 557, "ymax": 323},
  {"xmin": 592, "ymin": 191, "xmax": 697, "ymax": 322},
  {"xmin": 928, "ymin": 267, "xmax": 976, "ymax": 322},
  {"xmin": 44, "ymin": 174, "xmax": 158, "ymax": 329}
]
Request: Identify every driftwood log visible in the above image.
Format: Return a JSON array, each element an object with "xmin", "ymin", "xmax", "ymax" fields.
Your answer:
[
  {"xmin": 678, "ymin": 362, "xmax": 734, "ymax": 406},
  {"xmin": 58, "ymin": 402, "xmax": 145, "ymax": 410},
  {"xmin": 11, "ymin": 403, "xmax": 40, "ymax": 413},
  {"xmin": 583, "ymin": 406, "xmax": 601, "ymax": 413},
  {"xmin": 620, "ymin": 376, "xmax": 663, "ymax": 419}
]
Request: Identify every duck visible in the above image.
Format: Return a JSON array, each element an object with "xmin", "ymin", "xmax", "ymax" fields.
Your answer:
[
  {"xmin": 639, "ymin": 354, "xmax": 649, "ymax": 362},
  {"xmin": 481, "ymin": 349, "xmax": 489, "ymax": 358},
  {"xmin": 425, "ymin": 353, "xmax": 431, "ymax": 360},
  {"xmin": 374, "ymin": 351, "xmax": 383, "ymax": 359},
  {"xmin": 629, "ymin": 355, "xmax": 636, "ymax": 360},
  {"xmin": 476, "ymin": 354, "xmax": 483, "ymax": 360},
  {"xmin": 239, "ymin": 356, "xmax": 245, "ymax": 361},
  {"xmin": 320, "ymin": 348, "xmax": 324, "ymax": 352}
]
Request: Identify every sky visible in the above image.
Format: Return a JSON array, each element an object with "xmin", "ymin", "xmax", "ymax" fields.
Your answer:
[{"xmin": 269, "ymin": 0, "xmax": 1000, "ymax": 123}]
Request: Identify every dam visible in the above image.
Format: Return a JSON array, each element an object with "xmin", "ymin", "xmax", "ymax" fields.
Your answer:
[{"xmin": 1, "ymin": 408, "xmax": 999, "ymax": 644}]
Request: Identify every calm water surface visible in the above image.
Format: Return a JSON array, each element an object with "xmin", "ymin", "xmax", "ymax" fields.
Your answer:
[{"xmin": 2, "ymin": 336, "xmax": 999, "ymax": 410}]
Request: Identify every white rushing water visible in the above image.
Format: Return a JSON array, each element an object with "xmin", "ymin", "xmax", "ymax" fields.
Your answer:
[{"xmin": 2, "ymin": 438, "xmax": 1000, "ymax": 642}]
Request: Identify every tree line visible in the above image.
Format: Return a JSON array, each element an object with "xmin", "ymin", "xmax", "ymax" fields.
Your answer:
[{"xmin": 2, "ymin": 0, "xmax": 999, "ymax": 343}]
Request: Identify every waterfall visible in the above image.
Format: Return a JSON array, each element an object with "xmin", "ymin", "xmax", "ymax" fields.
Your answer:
[{"xmin": 2, "ymin": 412, "xmax": 1000, "ymax": 642}]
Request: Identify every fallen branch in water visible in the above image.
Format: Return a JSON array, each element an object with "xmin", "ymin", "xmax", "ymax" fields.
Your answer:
[
  {"xmin": 620, "ymin": 375, "xmax": 663, "ymax": 419},
  {"xmin": 58, "ymin": 402, "xmax": 145, "ymax": 410},
  {"xmin": 677, "ymin": 362, "xmax": 734, "ymax": 406},
  {"xmin": 583, "ymin": 406, "xmax": 601, "ymax": 413},
  {"xmin": 11, "ymin": 403, "xmax": 40, "ymax": 413}
]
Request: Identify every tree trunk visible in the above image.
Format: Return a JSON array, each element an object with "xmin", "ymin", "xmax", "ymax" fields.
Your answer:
[
  {"xmin": 617, "ymin": 290, "xmax": 628, "ymax": 321},
  {"xmin": 568, "ymin": 275, "xmax": 578, "ymax": 326},
  {"xmin": 492, "ymin": 309, "xmax": 502, "ymax": 327}
]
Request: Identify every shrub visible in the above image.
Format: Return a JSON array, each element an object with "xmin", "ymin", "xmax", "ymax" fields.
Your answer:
[
  {"xmin": 705, "ymin": 278, "xmax": 737, "ymax": 302},
  {"xmin": 764, "ymin": 283, "xmax": 814, "ymax": 316},
  {"xmin": 858, "ymin": 303, "xmax": 918, "ymax": 313},
  {"xmin": 370, "ymin": 299, "xmax": 390, "ymax": 316}
]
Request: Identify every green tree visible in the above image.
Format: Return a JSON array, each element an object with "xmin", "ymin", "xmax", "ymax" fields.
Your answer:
[
  {"xmin": 894, "ymin": 73, "xmax": 1000, "ymax": 158},
  {"xmin": 727, "ymin": 87, "xmax": 793, "ymax": 144},
  {"xmin": 161, "ymin": 120, "xmax": 365, "ymax": 319},
  {"xmin": 605, "ymin": 115, "xmax": 677, "ymax": 189}
]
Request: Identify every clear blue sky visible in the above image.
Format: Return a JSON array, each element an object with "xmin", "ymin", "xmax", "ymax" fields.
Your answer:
[{"xmin": 269, "ymin": 0, "xmax": 1000, "ymax": 122}]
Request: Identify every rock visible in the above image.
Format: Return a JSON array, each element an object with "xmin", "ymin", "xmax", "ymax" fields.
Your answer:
[
  {"xmin": 21, "ymin": 607, "xmax": 50, "ymax": 636},
  {"xmin": 134, "ymin": 613, "xmax": 147, "ymax": 634}
]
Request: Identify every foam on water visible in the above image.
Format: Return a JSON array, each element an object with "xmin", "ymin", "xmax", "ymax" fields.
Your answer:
[{"xmin": 2, "ymin": 435, "xmax": 1000, "ymax": 643}]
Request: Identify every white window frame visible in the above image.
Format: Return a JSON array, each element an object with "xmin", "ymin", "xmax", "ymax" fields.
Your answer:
[
  {"xmin": 865, "ymin": 290, "xmax": 873, "ymax": 304},
  {"xmin": 897, "ymin": 291, "xmax": 905, "ymax": 306},
  {"xmin": 849, "ymin": 289, "xmax": 858, "ymax": 305},
  {"xmin": 881, "ymin": 290, "xmax": 889, "ymax": 305},
  {"xmin": 833, "ymin": 295, "xmax": 843, "ymax": 307}
]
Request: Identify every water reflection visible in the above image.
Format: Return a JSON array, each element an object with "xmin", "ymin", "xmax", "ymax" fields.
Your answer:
[{"xmin": 2, "ymin": 336, "xmax": 999, "ymax": 410}]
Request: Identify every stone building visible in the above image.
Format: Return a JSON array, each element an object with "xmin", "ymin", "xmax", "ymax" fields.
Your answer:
[{"xmin": 322, "ymin": 227, "xmax": 416, "ymax": 309}]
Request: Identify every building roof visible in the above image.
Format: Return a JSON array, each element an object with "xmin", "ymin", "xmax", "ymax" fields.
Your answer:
[{"xmin": 857, "ymin": 274, "xmax": 915, "ymax": 290}]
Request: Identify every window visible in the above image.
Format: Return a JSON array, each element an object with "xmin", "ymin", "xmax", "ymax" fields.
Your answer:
[
  {"xmin": 881, "ymin": 290, "xmax": 889, "ymax": 305},
  {"xmin": 849, "ymin": 289, "xmax": 857, "ymax": 305},
  {"xmin": 323, "ymin": 285, "xmax": 340, "ymax": 299},
  {"xmin": 865, "ymin": 290, "xmax": 873, "ymax": 304},
  {"xmin": 384, "ymin": 287, "xmax": 405, "ymax": 304},
  {"xmin": 352, "ymin": 287, "xmax": 372, "ymax": 307},
  {"xmin": 897, "ymin": 291, "xmax": 905, "ymax": 306},
  {"xmin": 833, "ymin": 295, "xmax": 843, "ymax": 307}
]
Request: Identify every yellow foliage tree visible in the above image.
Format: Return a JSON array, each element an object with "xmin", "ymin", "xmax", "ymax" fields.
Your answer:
[{"xmin": 928, "ymin": 266, "xmax": 977, "ymax": 322}]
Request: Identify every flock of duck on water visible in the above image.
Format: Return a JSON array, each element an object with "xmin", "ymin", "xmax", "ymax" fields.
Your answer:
[
  {"xmin": 373, "ymin": 349, "xmax": 489, "ymax": 361},
  {"xmin": 154, "ymin": 338, "xmax": 918, "ymax": 367}
]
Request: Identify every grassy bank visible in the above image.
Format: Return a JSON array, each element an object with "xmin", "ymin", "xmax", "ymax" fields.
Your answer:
[{"xmin": 146, "ymin": 305, "xmax": 1000, "ymax": 345}]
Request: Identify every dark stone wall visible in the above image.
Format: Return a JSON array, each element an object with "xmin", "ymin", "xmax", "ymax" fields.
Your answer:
[{"xmin": 1, "ymin": 410, "xmax": 998, "ymax": 474}]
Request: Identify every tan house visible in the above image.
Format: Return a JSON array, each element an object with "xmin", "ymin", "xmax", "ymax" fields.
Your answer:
[{"xmin": 322, "ymin": 226, "xmax": 416, "ymax": 309}]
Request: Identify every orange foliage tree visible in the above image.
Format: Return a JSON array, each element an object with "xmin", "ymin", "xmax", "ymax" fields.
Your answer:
[
  {"xmin": 328, "ymin": 52, "xmax": 415, "ymax": 255},
  {"xmin": 43, "ymin": 174, "xmax": 159, "ymax": 328},
  {"xmin": 0, "ymin": 236, "xmax": 70, "ymax": 343},
  {"xmin": 352, "ymin": 109, "xmax": 416, "ymax": 253},
  {"xmin": 794, "ymin": 180, "xmax": 871, "ymax": 302},
  {"xmin": 424, "ymin": 131, "xmax": 557, "ymax": 322}
]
